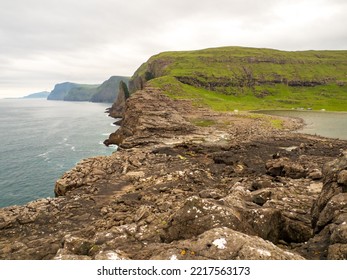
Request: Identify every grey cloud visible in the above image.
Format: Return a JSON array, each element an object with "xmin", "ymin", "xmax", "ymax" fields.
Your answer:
[{"xmin": 0, "ymin": 0, "xmax": 346, "ymax": 97}]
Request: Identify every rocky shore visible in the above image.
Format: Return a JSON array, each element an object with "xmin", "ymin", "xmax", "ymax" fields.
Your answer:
[{"xmin": 0, "ymin": 86, "xmax": 346, "ymax": 260}]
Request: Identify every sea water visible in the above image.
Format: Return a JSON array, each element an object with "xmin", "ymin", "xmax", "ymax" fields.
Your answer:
[
  {"xmin": 258, "ymin": 110, "xmax": 347, "ymax": 140},
  {"xmin": 0, "ymin": 98, "xmax": 118, "ymax": 208}
]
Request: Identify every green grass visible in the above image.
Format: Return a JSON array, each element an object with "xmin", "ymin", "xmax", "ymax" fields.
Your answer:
[
  {"xmin": 269, "ymin": 119, "xmax": 284, "ymax": 129},
  {"xmin": 133, "ymin": 46, "xmax": 347, "ymax": 111},
  {"xmin": 149, "ymin": 76, "xmax": 347, "ymax": 111}
]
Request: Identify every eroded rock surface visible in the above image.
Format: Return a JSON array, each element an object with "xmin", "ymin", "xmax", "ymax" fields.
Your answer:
[
  {"xmin": 294, "ymin": 154, "xmax": 347, "ymax": 259},
  {"xmin": 0, "ymin": 87, "xmax": 346, "ymax": 260}
]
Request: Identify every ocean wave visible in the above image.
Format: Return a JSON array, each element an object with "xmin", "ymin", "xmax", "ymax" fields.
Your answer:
[
  {"xmin": 37, "ymin": 151, "xmax": 52, "ymax": 163},
  {"xmin": 58, "ymin": 137, "xmax": 68, "ymax": 145},
  {"xmin": 37, "ymin": 151, "xmax": 49, "ymax": 157}
]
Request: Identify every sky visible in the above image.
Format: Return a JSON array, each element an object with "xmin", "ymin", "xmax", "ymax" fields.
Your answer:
[{"xmin": 1, "ymin": 0, "xmax": 347, "ymax": 98}]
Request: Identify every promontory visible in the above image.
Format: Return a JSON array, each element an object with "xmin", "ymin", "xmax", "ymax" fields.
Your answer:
[{"xmin": 0, "ymin": 47, "xmax": 346, "ymax": 260}]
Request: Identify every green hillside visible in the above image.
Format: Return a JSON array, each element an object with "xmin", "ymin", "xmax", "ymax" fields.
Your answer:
[{"xmin": 129, "ymin": 46, "xmax": 347, "ymax": 111}]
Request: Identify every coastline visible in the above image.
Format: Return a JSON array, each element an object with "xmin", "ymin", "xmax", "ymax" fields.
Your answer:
[{"xmin": 0, "ymin": 86, "xmax": 346, "ymax": 260}]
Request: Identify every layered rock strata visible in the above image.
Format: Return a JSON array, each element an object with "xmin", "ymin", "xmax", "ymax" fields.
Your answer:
[{"xmin": 0, "ymin": 86, "xmax": 346, "ymax": 260}]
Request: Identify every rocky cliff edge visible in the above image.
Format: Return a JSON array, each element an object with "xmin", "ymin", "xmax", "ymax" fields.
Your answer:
[{"xmin": 0, "ymin": 86, "xmax": 346, "ymax": 260}]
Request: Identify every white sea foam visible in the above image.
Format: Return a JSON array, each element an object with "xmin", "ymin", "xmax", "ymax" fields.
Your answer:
[
  {"xmin": 58, "ymin": 137, "xmax": 68, "ymax": 144},
  {"xmin": 37, "ymin": 151, "xmax": 49, "ymax": 157},
  {"xmin": 37, "ymin": 151, "xmax": 51, "ymax": 162}
]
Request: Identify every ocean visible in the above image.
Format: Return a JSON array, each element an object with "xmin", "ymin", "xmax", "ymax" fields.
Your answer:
[{"xmin": 0, "ymin": 98, "xmax": 118, "ymax": 208}]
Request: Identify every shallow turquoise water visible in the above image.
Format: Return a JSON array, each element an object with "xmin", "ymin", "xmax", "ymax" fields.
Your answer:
[{"xmin": 0, "ymin": 99, "xmax": 117, "ymax": 208}]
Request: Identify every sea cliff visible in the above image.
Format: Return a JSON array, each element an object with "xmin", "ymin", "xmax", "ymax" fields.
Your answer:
[
  {"xmin": 0, "ymin": 84, "xmax": 346, "ymax": 260},
  {"xmin": 47, "ymin": 76, "xmax": 130, "ymax": 103}
]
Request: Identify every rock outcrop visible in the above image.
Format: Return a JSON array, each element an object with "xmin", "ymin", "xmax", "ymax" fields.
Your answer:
[
  {"xmin": 1, "ymin": 86, "xmax": 346, "ymax": 260},
  {"xmin": 106, "ymin": 80, "xmax": 130, "ymax": 120},
  {"xmin": 105, "ymin": 87, "xmax": 195, "ymax": 147},
  {"xmin": 296, "ymin": 153, "xmax": 347, "ymax": 259}
]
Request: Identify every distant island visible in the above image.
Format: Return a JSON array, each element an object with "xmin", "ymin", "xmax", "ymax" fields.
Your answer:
[{"xmin": 23, "ymin": 91, "xmax": 50, "ymax": 99}]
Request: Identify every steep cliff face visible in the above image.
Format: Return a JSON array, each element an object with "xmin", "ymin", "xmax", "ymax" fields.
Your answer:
[
  {"xmin": 47, "ymin": 82, "xmax": 77, "ymax": 100},
  {"xmin": 106, "ymin": 80, "xmax": 130, "ymax": 121},
  {"xmin": 91, "ymin": 76, "xmax": 130, "ymax": 103},
  {"xmin": 129, "ymin": 58, "xmax": 173, "ymax": 93},
  {"xmin": 47, "ymin": 76, "xmax": 130, "ymax": 103}
]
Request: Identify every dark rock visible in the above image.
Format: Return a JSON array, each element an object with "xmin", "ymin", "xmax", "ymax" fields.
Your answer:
[
  {"xmin": 251, "ymin": 189, "xmax": 272, "ymax": 205},
  {"xmin": 266, "ymin": 158, "xmax": 307, "ymax": 179},
  {"xmin": 251, "ymin": 178, "xmax": 273, "ymax": 190}
]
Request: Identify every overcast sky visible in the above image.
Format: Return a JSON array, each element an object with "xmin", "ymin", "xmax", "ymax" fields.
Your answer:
[{"xmin": 1, "ymin": 0, "xmax": 346, "ymax": 98}]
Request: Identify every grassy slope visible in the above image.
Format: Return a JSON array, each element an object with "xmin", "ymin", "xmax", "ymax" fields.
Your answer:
[{"xmin": 134, "ymin": 46, "xmax": 347, "ymax": 111}]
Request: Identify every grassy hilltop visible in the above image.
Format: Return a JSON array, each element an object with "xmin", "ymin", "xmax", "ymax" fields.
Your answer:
[{"xmin": 130, "ymin": 46, "xmax": 347, "ymax": 111}]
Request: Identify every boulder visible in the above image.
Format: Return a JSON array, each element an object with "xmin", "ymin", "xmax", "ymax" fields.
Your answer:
[
  {"xmin": 309, "ymin": 152, "xmax": 347, "ymax": 259},
  {"xmin": 312, "ymin": 153, "xmax": 347, "ymax": 231},
  {"xmin": 164, "ymin": 196, "xmax": 254, "ymax": 242},
  {"xmin": 152, "ymin": 227, "xmax": 304, "ymax": 260},
  {"xmin": 265, "ymin": 158, "xmax": 307, "ymax": 179}
]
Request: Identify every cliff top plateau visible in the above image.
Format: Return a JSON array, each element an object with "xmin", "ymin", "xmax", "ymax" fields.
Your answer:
[{"xmin": 130, "ymin": 46, "xmax": 347, "ymax": 111}]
